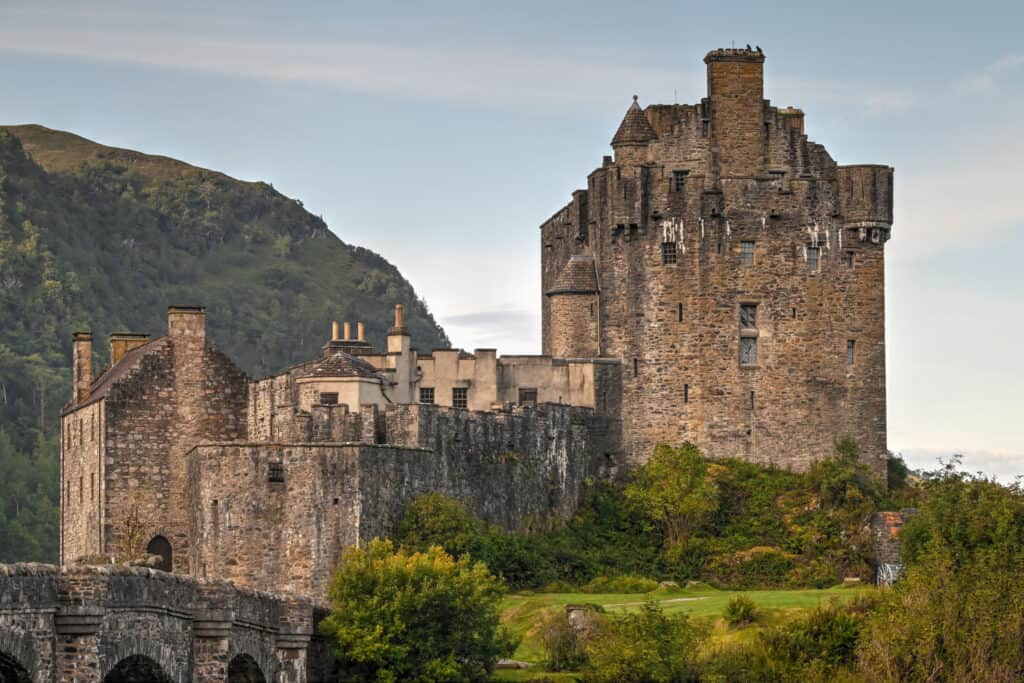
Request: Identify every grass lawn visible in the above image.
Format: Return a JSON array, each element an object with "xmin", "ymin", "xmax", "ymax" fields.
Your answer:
[{"xmin": 493, "ymin": 583, "xmax": 877, "ymax": 680}]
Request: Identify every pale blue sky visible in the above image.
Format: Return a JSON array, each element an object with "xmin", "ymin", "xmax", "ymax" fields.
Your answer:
[{"xmin": 1, "ymin": 1, "xmax": 1022, "ymax": 478}]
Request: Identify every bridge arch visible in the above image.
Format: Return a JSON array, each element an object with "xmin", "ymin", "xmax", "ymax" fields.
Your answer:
[
  {"xmin": 0, "ymin": 651, "xmax": 30, "ymax": 683},
  {"xmin": 102, "ymin": 655, "xmax": 174, "ymax": 683},
  {"xmin": 227, "ymin": 653, "xmax": 267, "ymax": 683},
  {"xmin": 146, "ymin": 535, "xmax": 173, "ymax": 572}
]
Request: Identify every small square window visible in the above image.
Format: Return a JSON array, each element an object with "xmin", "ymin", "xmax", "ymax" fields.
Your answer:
[
  {"xmin": 740, "ymin": 337, "xmax": 758, "ymax": 365},
  {"xmin": 319, "ymin": 392, "xmax": 339, "ymax": 405},
  {"xmin": 452, "ymin": 388, "xmax": 468, "ymax": 410},
  {"xmin": 419, "ymin": 387, "xmax": 435, "ymax": 404},
  {"xmin": 672, "ymin": 170, "xmax": 688, "ymax": 192},
  {"xmin": 845, "ymin": 251, "xmax": 854, "ymax": 268},
  {"xmin": 661, "ymin": 241, "xmax": 677, "ymax": 265},
  {"xmin": 740, "ymin": 241, "xmax": 755, "ymax": 265},
  {"xmin": 740, "ymin": 304, "xmax": 757, "ymax": 329},
  {"xmin": 807, "ymin": 247, "xmax": 820, "ymax": 272},
  {"xmin": 268, "ymin": 461, "xmax": 285, "ymax": 483},
  {"xmin": 518, "ymin": 388, "xmax": 538, "ymax": 405},
  {"xmin": 847, "ymin": 339, "xmax": 856, "ymax": 365}
]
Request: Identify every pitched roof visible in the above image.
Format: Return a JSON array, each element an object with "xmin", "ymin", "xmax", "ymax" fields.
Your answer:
[
  {"xmin": 88, "ymin": 337, "xmax": 170, "ymax": 400},
  {"xmin": 611, "ymin": 96, "xmax": 657, "ymax": 146},
  {"xmin": 298, "ymin": 350, "xmax": 380, "ymax": 380},
  {"xmin": 546, "ymin": 255, "xmax": 599, "ymax": 295}
]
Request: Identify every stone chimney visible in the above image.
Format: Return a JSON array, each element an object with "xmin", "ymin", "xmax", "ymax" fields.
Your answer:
[
  {"xmin": 168, "ymin": 305, "xmax": 206, "ymax": 341},
  {"xmin": 704, "ymin": 47, "xmax": 766, "ymax": 179},
  {"xmin": 72, "ymin": 332, "xmax": 93, "ymax": 403},
  {"xmin": 387, "ymin": 304, "xmax": 411, "ymax": 354},
  {"xmin": 109, "ymin": 332, "xmax": 150, "ymax": 366}
]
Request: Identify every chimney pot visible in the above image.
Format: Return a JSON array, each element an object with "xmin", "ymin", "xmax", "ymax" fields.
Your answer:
[
  {"xmin": 357, "ymin": 322, "xmax": 365, "ymax": 342},
  {"xmin": 395, "ymin": 304, "xmax": 405, "ymax": 329},
  {"xmin": 343, "ymin": 322, "xmax": 351, "ymax": 341},
  {"xmin": 331, "ymin": 321, "xmax": 340, "ymax": 342}
]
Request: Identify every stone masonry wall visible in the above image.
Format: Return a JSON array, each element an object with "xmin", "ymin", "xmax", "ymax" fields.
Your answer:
[
  {"xmin": 188, "ymin": 403, "xmax": 619, "ymax": 598},
  {"xmin": 60, "ymin": 400, "xmax": 105, "ymax": 564}
]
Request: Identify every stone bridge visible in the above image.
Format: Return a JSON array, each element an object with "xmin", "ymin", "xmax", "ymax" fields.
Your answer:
[{"xmin": 0, "ymin": 564, "xmax": 334, "ymax": 683}]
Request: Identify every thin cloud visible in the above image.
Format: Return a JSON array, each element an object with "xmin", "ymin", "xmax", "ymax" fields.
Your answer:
[{"xmin": 958, "ymin": 54, "xmax": 1024, "ymax": 92}]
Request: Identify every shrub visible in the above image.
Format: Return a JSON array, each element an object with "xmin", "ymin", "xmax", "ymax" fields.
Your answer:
[
  {"xmin": 320, "ymin": 538, "xmax": 517, "ymax": 682},
  {"xmin": 763, "ymin": 601, "xmax": 864, "ymax": 672},
  {"xmin": 705, "ymin": 546, "xmax": 796, "ymax": 589},
  {"xmin": 581, "ymin": 603, "xmax": 705, "ymax": 683},
  {"xmin": 581, "ymin": 575, "xmax": 659, "ymax": 594},
  {"xmin": 723, "ymin": 595, "xmax": 758, "ymax": 627},
  {"xmin": 538, "ymin": 608, "xmax": 594, "ymax": 672}
]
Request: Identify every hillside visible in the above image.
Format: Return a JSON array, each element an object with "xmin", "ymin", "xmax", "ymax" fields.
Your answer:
[{"xmin": 0, "ymin": 125, "xmax": 449, "ymax": 561}]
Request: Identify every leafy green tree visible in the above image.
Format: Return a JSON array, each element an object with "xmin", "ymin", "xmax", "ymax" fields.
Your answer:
[
  {"xmin": 626, "ymin": 443, "xmax": 719, "ymax": 560},
  {"xmin": 320, "ymin": 538, "xmax": 516, "ymax": 683}
]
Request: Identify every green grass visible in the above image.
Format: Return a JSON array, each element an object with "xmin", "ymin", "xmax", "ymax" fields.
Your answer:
[{"xmin": 494, "ymin": 583, "xmax": 877, "ymax": 678}]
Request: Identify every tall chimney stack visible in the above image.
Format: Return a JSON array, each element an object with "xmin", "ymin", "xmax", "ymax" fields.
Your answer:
[
  {"xmin": 387, "ymin": 304, "xmax": 411, "ymax": 354},
  {"xmin": 332, "ymin": 321, "xmax": 340, "ymax": 342},
  {"xmin": 343, "ymin": 322, "xmax": 351, "ymax": 341},
  {"xmin": 704, "ymin": 48, "xmax": 766, "ymax": 179},
  {"xmin": 72, "ymin": 332, "xmax": 93, "ymax": 403},
  {"xmin": 357, "ymin": 322, "xmax": 365, "ymax": 342}
]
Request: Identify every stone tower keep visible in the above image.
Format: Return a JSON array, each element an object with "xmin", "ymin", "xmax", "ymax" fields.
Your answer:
[{"xmin": 541, "ymin": 48, "xmax": 893, "ymax": 472}]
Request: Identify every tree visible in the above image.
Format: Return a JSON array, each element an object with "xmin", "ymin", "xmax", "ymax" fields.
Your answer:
[
  {"xmin": 857, "ymin": 465, "xmax": 1024, "ymax": 682},
  {"xmin": 625, "ymin": 443, "xmax": 719, "ymax": 560},
  {"xmin": 320, "ymin": 538, "xmax": 516, "ymax": 683}
]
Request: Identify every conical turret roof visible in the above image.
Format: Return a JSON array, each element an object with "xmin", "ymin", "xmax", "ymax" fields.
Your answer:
[
  {"xmin": 546, "ymin": 254, "xmax": 599, "ymax": 295},
  {"xmin": 611, "ymin": 96, "xmax": 657, "ymax": 146}
]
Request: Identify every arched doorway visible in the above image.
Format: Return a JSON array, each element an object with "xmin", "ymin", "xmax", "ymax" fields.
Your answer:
[
  {"xmin": 146, "ymin": 535, "xmax": 172, "ymax": 572},
  {"xmin": 102, "ymin": 655, "xmax": 173, "ymax": 683},
  {"xmin": 227, "ymin": 654, "xmax": 266, "ymax": 683},
  {"xmin": 0, "ymin": 652, "xmax": 30, "ymax": 683}
]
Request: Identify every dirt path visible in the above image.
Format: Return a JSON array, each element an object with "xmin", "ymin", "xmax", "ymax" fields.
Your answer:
[{"xmin": 606, "ymin": 596, "xmax": 710, "ymax": 608}]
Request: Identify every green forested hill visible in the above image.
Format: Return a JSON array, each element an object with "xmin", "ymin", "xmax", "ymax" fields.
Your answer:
[{"xmin": 0, "ymin": 124, "xmax": 449, "ymax": 562}]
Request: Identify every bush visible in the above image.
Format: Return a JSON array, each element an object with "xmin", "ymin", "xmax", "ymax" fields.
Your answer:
[
  {"xmin": 538, "ymin": 608, "xmax": 593, "ymax": 672},
  {"xmin": 763, "ymin": 601, "xmax": 864, "ymax": 672},
  {"xmin": 705, "ymin": 546, "xmax": 796, "ymax": 589},
  {"xmin": 320, "ymin": 538, "xmax": 517, "ymax": 682},
  {"xmin": 581, "ymin": 575, "xmax": 659, "ymax": 594},
  {"xmin": 581, "ymin": 603, "xmax": 705, "ymax": 683},
  {"xmin": 723, "ymin": 595, "xmax": 758, "ymax": 627}
]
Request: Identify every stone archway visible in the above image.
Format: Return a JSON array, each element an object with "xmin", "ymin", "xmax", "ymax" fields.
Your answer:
[
  {"xmin": 227, "ymin": 654, "xmax": 266, "ymax": 683},
  {"xmin": 146, "ymin": 536, "xmax": 172, "ymax": 572},
  {"xmin": 0, "ymin": 652, "xmax": 30, "ymax": 683},
  {"xmin": 103, "ymin": 654, "xmax": 174, "ymax": 683}
]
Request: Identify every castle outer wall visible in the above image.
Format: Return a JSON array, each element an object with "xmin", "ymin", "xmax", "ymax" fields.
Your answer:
[{"xmin": 541, "ymin": 48, "xmax": 892, "ymax": 472}]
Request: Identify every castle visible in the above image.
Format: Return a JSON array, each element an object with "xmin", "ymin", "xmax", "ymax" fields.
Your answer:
[
  {"xmin": 58, "ymin": 48, "xmax": 893, "ymax": 600},
  {"xmin": 14, "ymin": 48, "xmax": 897, "ymax": 682}
]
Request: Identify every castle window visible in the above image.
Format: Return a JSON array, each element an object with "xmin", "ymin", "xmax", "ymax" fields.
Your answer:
[
  {"xmin": 79, "ymin": 476, "xmax": 83, "ymax": 504},
  {"xmin": 268, "ymin": 461, "xmax": 285, "ymax": 483},
  {"xmin": 807, "ymin": 246, "xmax": 820, "ymax": 272},
  {"xmin": 740, "ymin": 338, "xmax": 757, "ymax": 365},
  {"xmin": 717, "ymin": 241, "xmax": 723, "ymax": 255},
  {"xmin": 740, "ymin": 304, "xmax": 757, "ymax": 330},
  {"xmin": 672, "ymin": 170, "xmax": 688, "ymax": 192},
  {"xmin": 684, "ymin": 384, "xmax": 689, "ymax": 403},
  {"xmin": 740, "ymin": 303, "xmax": 758, "ymax": 366},
  {"xmin": 792, "ymin": 307, "xmax": 797, "ymax": 318},
  {"xmin": 590, "ymin": 302, "xmax": 595, "ymax": 319},
  {"xmin": 419, "ymin": 387, "xmax": 435, "ymax": 404},
  {"xmin": 91, "ymin": 473, "xmax": 95, "ymax": 501},
  {"xmin": 146, "ymin": 536, "xmax": 172, "ymax": 573},
  {"xmin": 633, "ymin": 358, "xmax": 639, "ymax": 376},
  {"xmin": 319, "ymin": 392, "xmax": 339, "ymax": 405},
  {"xmin": 661, "ymin": 241, "xmax": 677, "ymax": 265},
  {"xmin": 845, "ymin": 251, "xmax": 854, "ymax": 268},
  {"xmin": 518, "ymin": 388, "xmax": 538, "ymax": 405},
  {"xmin": 750, "ymin": 391, "xmax": 756, "ymax": 410},
  {"xmin": 702, "ymin": 119, "xmax": 709, "ymax": 137},
  {"xmin": 66, "ymin": 480, "xmax": 70, "ymax": 505},
  {"xmin": 740, "ymin": 241, "xmax": 755, "ymax": 265},
  {"xmin": 678, "ymin": 303, "xmax": 684, "ymax": 322},
  {"xmin": 452, "ymin": 388, "xmax": 468, "ymax": 410},
  {"xmin": 847, "ymin": 339, "xmax": 856, "ymax": 365}
]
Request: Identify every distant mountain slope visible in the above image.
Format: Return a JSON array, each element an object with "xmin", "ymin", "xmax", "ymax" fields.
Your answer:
[{"xmin": 0, "ymin": 125, "xmax": 449, "ymax": 561}]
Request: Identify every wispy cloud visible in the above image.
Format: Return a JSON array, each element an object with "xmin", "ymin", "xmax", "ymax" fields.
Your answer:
[{"xmin": 958, "ymin": 54, "xmax": 1024, "ymax": 92}]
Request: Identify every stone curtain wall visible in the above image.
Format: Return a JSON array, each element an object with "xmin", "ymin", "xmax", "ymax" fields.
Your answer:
[
  {"xmin": 0, "ymin": 563, "xmax": 327, "ymax": 683},
  {"xmin": 188, "ymin": 404, "xmax": 619, "ymax": 598},
  {"xmin": 540, "ymin": 49, "xmax": 892, "ymax": 473}
]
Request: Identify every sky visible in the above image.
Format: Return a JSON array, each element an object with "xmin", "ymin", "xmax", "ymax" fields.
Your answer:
[{"xmin": 0, "ymin": 0, "xmax": 1022, "ymax": 479}]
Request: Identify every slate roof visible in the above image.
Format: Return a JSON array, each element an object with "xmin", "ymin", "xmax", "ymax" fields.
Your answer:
[
  {"xmin": 611, "ymin": 96, "xmax": 657, "ymax": 146},
  {"xmin": 298, "ymin": 350, "xmax": 380, "ymax": 379},
  {"xmin": 546, "ymin": 254, "xmax": 599, "ymax": 295}
]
